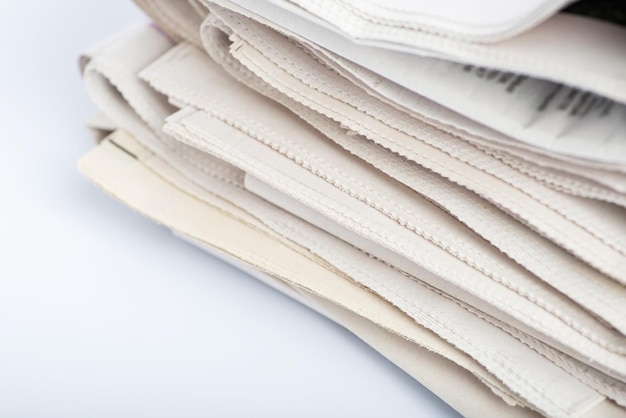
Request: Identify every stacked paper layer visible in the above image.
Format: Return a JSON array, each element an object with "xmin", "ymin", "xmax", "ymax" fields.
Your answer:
[{"xmin": 77, "ymin": 1, "xmax": 626, "ymax": 416}]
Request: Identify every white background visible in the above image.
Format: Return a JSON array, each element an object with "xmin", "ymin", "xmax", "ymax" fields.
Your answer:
[{"xmin": 0, "ymin": 1, "xmax": 461, "ymax": 417}]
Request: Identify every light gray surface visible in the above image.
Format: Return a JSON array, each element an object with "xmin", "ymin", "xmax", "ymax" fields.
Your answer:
[{"xmin": 0, "ymin": 1, "xmax": 460, "ymax": 416}]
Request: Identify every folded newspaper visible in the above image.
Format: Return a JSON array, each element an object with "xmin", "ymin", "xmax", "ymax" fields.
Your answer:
[{"xmin": 77, "ymin": 0, "xmax": 626, "ymax": 416}]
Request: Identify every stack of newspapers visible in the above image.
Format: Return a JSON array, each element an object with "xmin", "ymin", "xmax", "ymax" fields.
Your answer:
[{"xmin": 78, "ymin": 0, "xmax": 626, "ymax": 416}]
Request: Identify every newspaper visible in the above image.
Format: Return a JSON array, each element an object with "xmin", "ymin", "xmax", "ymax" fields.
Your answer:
[{"xmin": 77, "ymin": 1, "xmax": 626, "ymax": 416}]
